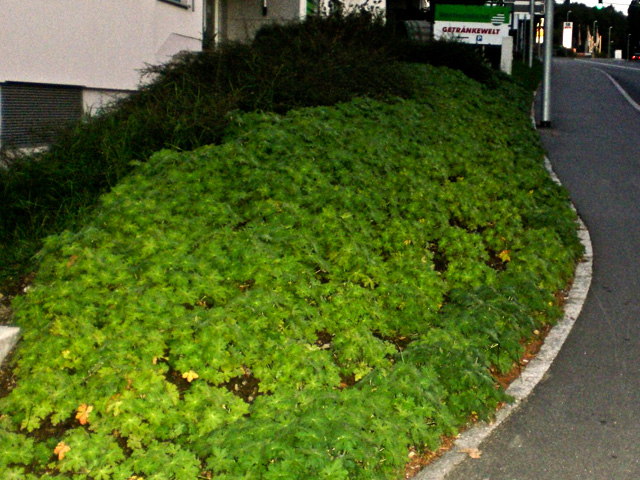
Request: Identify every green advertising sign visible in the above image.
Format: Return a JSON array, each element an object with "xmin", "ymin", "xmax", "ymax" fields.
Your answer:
[{"xmin": 435, "ymin": 4, "xmax": 511, "ymax": 25}]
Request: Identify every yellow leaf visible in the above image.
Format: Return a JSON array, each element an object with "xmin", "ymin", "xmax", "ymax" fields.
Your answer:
[
  {"xmin": 498, "ymin": 250, "xmax": 511, "ymax": 262},
  {"xmin": 460, "ymin": 447, "xmax": 482, "ymax": 459},
  {"xmin": 182, "ymin": 370, "xmax": 199, "ymax": 382},
  {"xmin": 54, "ymin": 441, "xmax": 71, "ymax": 460},
  {"xmin": 75, "ymin": 404, "xmax": 93, "ymax": 425}
]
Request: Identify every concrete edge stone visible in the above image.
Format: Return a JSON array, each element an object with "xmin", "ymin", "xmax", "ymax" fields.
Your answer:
[
  {"xmin": 0, "ymin": 326, "xmax": 21, "ymax": 367},
  {"xmin": 412, "ymin": 158, "xmax": 593, "ymax": 480}
]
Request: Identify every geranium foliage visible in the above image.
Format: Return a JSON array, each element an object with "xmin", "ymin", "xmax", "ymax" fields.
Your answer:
[{"xmin": 0, "ymin": 65, "xmax": 582, "ymax": 479}]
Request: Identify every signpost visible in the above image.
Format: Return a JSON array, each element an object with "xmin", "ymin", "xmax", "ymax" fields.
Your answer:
[{"xmin": 434, "ymin": 5, "xmax": 511, "ymax": 46}]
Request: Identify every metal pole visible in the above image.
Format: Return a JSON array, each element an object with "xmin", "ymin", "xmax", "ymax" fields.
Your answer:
[
  {"xmin": 608, "ymin": 26, "xmax": 613, "ymax": 58},
  {"xmin": 528, "ymin": 0, "xmax": 535, "ymax": 67},
  {"xmin": 541, "ymin": 0, "xmax": 553, "ymax": 127},
  {"xmin": 628, "ymin": 34, "xmax": 631, "ymax": 60}
]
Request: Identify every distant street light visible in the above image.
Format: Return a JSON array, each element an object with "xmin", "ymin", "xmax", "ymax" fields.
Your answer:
[
  {"xmin": 567, "ymin": 10, "xmax": 572, "ymax": 22},
  {"xmin": 628, "ymin": 33, "xmax": 632, "ymax": 60},
  {"xmin": 608, "ymin": 26, "xmax": 613, "ymax": 58}
]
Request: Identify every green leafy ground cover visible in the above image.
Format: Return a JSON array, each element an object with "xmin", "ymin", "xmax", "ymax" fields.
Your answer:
[{"xmin": 0, "ymin": 64, "xmax": 582, "ymax": 479}]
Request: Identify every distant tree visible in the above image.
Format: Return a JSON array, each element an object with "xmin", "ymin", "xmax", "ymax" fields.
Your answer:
[
  {"xmin": 629, "ymin": 0, "xmax": 640, "ymax": 53},
  {"xmin": 555, "ymin": 2, "xmax": 627, "ymax": 57}
]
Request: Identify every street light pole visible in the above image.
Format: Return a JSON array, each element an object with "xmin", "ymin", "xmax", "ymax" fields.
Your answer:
[
  {"xmin": 608, "ymin": 26, "xmax": 613, "ymax": 58},
  {"xmin": 541, "ymin": 0, "xmax": 554, "ymax": 127},
  {"xmin": 628, "ymin": 33, "xmax": 631, "ymax": 60},
  {"xmin": 593, "ymin": 20, "xmax": 598, "ymax": 55},
  {"xmin": 528, "ymin": 0, "xmax": 535, "ymax": 67},
  {"xmin": 566, "ymin": 10, "xmax": 572, "ymax": 51}
]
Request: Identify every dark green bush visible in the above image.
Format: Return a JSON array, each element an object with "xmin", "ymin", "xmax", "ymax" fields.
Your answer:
[{"xmin": 395, "ymin": 40, "xmax": 500, "ymax": 87}]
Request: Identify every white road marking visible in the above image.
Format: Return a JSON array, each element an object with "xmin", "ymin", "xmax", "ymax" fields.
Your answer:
[{"xmin": 597, "ymin": 68, "xmax": 640, "ymax": 113}]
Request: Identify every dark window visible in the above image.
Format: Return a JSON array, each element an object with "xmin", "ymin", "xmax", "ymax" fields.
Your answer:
[{"xmin": 1, "ymin": 82, "xmax": 83, "ymax": 149}]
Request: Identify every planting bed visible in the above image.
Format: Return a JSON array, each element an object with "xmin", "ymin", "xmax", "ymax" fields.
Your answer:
[{"xmin": 0, "ymin": 65, "xmax": 582, "ymax": 479}]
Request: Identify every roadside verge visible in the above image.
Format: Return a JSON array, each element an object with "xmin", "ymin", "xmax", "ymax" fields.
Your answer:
[{"xmin": 412, "ymin": 157, "xmax": 593, "ymax": 480}]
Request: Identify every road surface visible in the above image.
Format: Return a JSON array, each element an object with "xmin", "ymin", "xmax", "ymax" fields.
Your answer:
[{"xmin": 432, "ymin": 57, "xmax": 640, "ymax": 480}]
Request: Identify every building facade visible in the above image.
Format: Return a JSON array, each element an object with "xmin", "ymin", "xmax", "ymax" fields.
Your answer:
[
  {"xmin": 0, "ymin": 0, "xmax": 210, "ymax": 148},
  {"xmin": 1, "ymin": 0, "xmax": 382, "ymax": 149}
]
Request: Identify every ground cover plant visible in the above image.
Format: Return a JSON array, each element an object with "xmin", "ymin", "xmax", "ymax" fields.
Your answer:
[{"xmin": 0, "ymin": 63, "xmax": 583, "ymax": 479}]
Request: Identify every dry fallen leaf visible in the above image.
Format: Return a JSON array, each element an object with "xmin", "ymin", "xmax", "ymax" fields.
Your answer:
[
  {"xmin": 460, "ymin": 447, "xmax": 482, "ymax": 459},
  {"xmin": 66, "ymin": 255, "xmax": 79, "ymax": 267},
  {"xmin": 182, "ymin": 370, "xmax": 199, "ymax": 382},
  {"xmin": 76, "ymin": 404, "xmax": 93, "ymax": 425},
  {"xmin": 54, "ymin": 441, "xmax": 71, "ymax": 460}
]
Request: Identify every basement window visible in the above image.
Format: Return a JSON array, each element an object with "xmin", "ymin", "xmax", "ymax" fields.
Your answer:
[{"xmin": 1, "ymin": 82, "xmax": 83, "ymax": 149}]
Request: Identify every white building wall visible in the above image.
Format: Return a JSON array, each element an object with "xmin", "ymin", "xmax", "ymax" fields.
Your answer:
[
  {"xmin": 0, "ymin": 0, "xmax": 203, "ymax": 92},
  {"xmin": 222, "ymin": 0, "xmax": 303, "ymax": 42},
  {"xmin": 315, "ymin": 0, "xmax": 387, "ymax": 15},
  {"xmin": 82, "ymin": 89, "xmax": 133, "ymax": 115}
]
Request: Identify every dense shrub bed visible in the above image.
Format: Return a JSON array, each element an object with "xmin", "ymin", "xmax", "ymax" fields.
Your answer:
[{"xmin": 0, "ymin": 65, "xmax": 582, "ymax": 479}]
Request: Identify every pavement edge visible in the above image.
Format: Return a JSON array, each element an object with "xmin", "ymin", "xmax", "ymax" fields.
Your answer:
[{"xmin": 412, "ymin": 157, "xmax": 593, "ymax": 480}]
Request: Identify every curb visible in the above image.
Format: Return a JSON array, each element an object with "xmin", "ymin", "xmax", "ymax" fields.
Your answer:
[
  {"xmin": 0, "ymin": 325, "xmax": 20, "ymax": 366},
  {"xmin": 412, "ymin": 158, "xmax": 593, "ymax": 480}
]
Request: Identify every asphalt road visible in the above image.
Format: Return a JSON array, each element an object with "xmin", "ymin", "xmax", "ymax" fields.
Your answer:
[
  {"xmin": 440, "ymin": 58, "xmax": 640, "ymax": 479},
  {"xmin": 584, "ymin": 58, "xmax": 640, "ymax": 106}
]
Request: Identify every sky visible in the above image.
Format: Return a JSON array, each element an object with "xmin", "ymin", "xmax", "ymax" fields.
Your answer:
[{"xmin": 580, "ymin": 0, "xmax": 630, "ymax": 13}]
